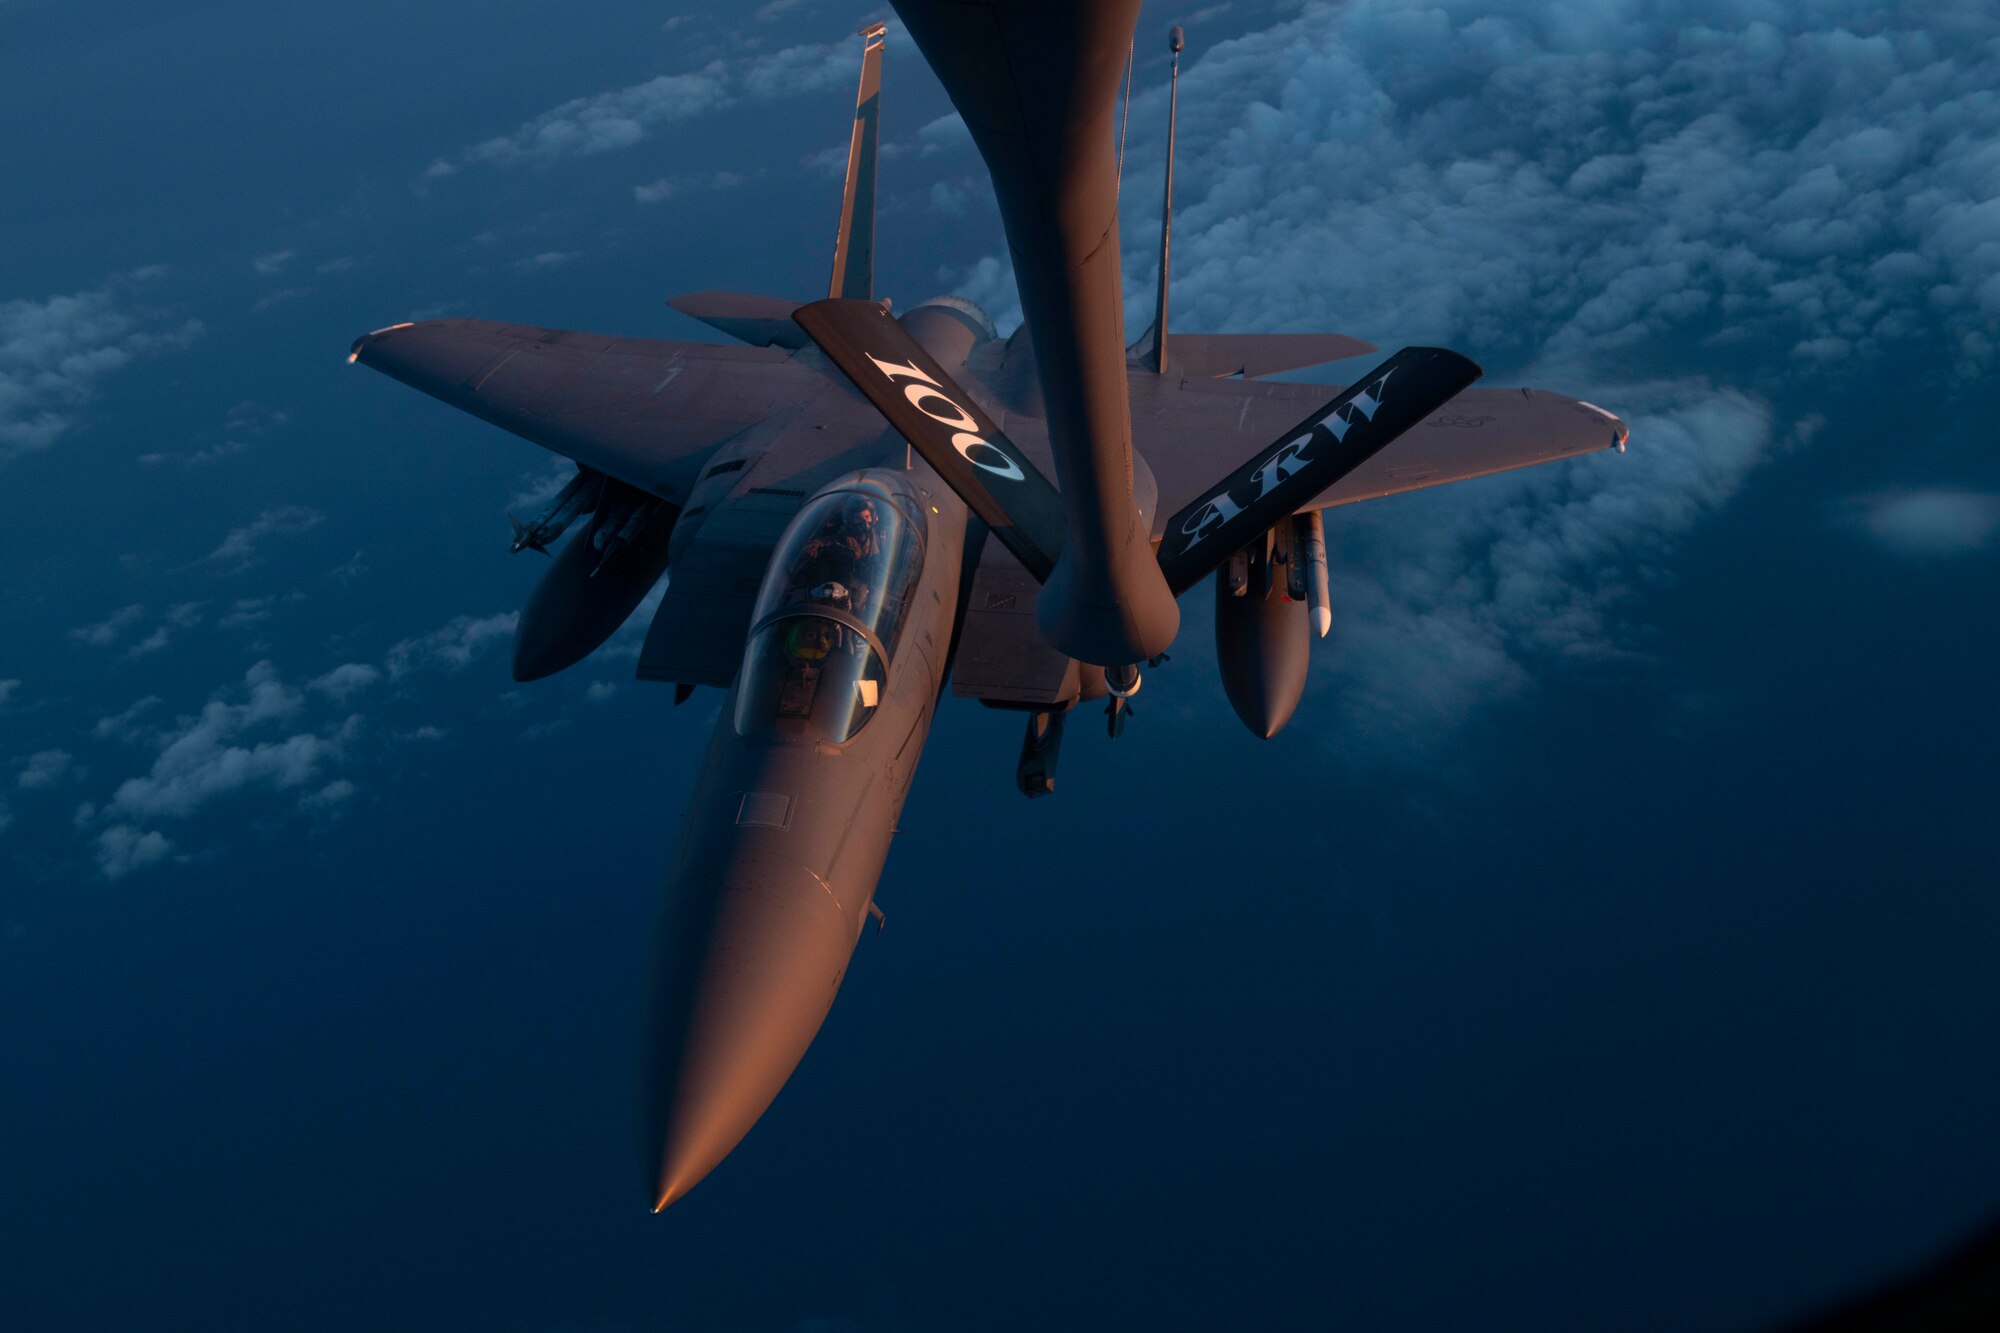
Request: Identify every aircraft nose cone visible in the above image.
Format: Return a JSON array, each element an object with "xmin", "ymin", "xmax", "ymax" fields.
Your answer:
[{"xmin": 642, "ymin": 842, "xmax": 855, "ymax": 1210}]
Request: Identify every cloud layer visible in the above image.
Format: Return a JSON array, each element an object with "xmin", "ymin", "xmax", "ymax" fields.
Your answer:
[
  {"xmin": 204, "ymin": 506, "xmax": 324, "ymax": 572},
  {"xmin": 965, "ymin": 0, "xmax": 2000, "ymax": 752},
  {"xmin": 1850, "ymin": 488, "xmax": 2000, "ymax": 559},
  {"xmin": 384, "ymin": 613, "xmax": 519, "ymax": 677},
  {"xmin": 1, "ymin": 273, "xmax": 201, "ymax": 466},
  {"xmin": 103, "ymin": 661, "xmax": 348, "ymax": 825},
  {"xmin": 457, "ymin": 25, "xmax": 885, "ymax": 169},
  {"xmin": 1094, "ymin": 0, "xmax": 2000, "ymax": 378}
]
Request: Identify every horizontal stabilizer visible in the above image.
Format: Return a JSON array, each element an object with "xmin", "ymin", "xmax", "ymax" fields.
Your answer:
[
  {"xmin": 794, "ymin": 298, "xmax": 1066, "ymax": 582},
  {"xmin": 667, "ymin": 290, "xmax": 810, "ymax": 350},
  {"xmin": 1156, "ymin": 346, "xmax": 1482, "ymax": 595}
]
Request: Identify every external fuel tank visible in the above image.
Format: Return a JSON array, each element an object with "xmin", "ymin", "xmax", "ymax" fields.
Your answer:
[
  {"xmin": 512, "ymin": 501, "xmax": 676, "ymax": 682},
  {"xmin": 1214, "ymin": 531, "xmax": 1310, "ymax": 739}
]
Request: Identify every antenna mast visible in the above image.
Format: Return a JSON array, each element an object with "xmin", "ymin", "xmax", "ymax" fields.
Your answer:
[{"xmin": 1149, "ymin": 26, "xmax": 1184, "ymax": 375}]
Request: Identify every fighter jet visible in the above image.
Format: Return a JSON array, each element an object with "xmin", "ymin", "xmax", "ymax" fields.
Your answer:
[{"xmin": 348, "ymin": 2, "xmax": 1629, "ymax": 1210}]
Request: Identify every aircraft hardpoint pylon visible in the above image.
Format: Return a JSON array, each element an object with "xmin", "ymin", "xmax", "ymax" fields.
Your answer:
[{"xmin": 347, "ymin": 1, "xmax": 1629, "ymax": 1208}]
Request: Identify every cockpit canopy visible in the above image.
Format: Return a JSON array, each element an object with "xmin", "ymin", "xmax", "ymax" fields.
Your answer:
[{"xmin": 734, "ymin": 486, "xmax": 927, "ymax": 744}]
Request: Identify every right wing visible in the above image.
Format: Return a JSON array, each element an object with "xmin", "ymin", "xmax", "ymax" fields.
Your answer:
[
  {"xmin": 350, "ymin": 317, "xmax": 824, "ymax": 506},
  {"xmin": 1311, "ymin": 387, "xmax": 1628, "ymax": 509},
  {"xmin": 1137, "ymin": 373, "xmax": 1628, "ymax": 530},
  {"xmin": 1152, "ymin": 347, "xmax": 1484, "ymax": 595}
]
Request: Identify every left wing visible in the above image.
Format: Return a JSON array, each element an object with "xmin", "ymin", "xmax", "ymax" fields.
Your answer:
[{"xmin": 350, "ymin": 318, "xmax": 824, "ymax": 507}]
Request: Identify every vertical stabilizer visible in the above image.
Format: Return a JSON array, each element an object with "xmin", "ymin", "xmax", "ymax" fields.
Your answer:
[
  {"xmin": 829, "ymin": 23, "xmax": 887, "ymax": 301},
  {"xmin": 1149, "ymin": 26, "xmax": 1184, "ymax": 375}
]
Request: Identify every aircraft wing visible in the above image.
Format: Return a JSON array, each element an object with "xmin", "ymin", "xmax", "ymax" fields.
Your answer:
[
  {"xmin": 349, "ymin": 318, "xmax": 824, "ymax": 507},
  {"xmin": 1133, "ymin": 373, "xmax": 1629, "ymax": 529}
]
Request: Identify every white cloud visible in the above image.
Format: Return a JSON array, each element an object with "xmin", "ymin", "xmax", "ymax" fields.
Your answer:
[
  {"xmin": 96, "ymin": 824, "xmax": 174, "ymax": 879},
  {"xmin": 93, "ymin": 695, "xmax": 162, "ymax": 742},
  {"xmin": 102, "ymin": 661, "xmax": 348, "ymax": 822},
  {"xmin": 471, "ymin": 69, "xmax": 733, "ymax": 165},
  {"xmin": 309, "ymin": 663, "xmax": 383, "ymax": 704},
  {"xmin": 916, "ymin": 112, "xmax": 970, "ymax": 157},
  {"xmin": 1093, "ymin": 0, "xmax": 2000, "ymax": 375},
  {"xmin": 1851, "ymin": 489, "xmax": 2000, "ymax": 559},
  {"xmin": 70, "ymin": 604, "xmax": 146, "ymax": 647},
  {"xmin": 301, "ymin": 778, "xmax": 356, "ymax": 811},
  {"xmin": 385, "ymin": 612, "xmax": 519, "ymax": 678},
  {"xmin": 514, "ymin": 251, "xmax": 581, "ymax": 273},
  {"xmin": 586, "ymin": 681, "xmax": 618, "ymax": 703},
  {"xmin": 126, "ymin": 605, "xmax": 200, "ymax": 658},
  {"xmin": 252, "ymin": 287, "xmax": 312, "ymax": 314},
  {"xmin": 18, "ymin": 749, "xmax": 81, "ymax": 790},
  {"xmin": 0, "ymin": 795, "xmax": 11, "ymax": 837},
  {"xmin": 219, "ymin": 597, "xmax": 273, "ymax": 628},
  {"xmin": 0, "ymin": 679, "xmax": 20, "ymax": 706},
  {"xmin": 510, "ymin": 460, "xmax": 575, "ymax": 512},
  {"xmin": 636, "ymin": 170, "xmax": 747, "ymax": 202},
  {"xmin": 251, "ymin": 249, "xmax": 295, "ymax": 276},
  {"xmin": 127, "ymin": 626, "xmax": 172, "ymax": 656},
  {"xmin": 1312, "ymin": 380, "xmax": 1782, "ymax": 751},
  {"xmin": 1, "ymin": 273, "xmax": 202, "ymax": 465},
  {"xmin": 929, "ymin": 179, "xmax": 978, "ymax": 218},
  {"xmin": 204, "ymin": 505, "xmax": 324, "ymax": 571},
  {"xmin": 327, "ymin": 549, "xmax": 369, "ymax": 583},
  {"xmin": 462, "ymin": 26, "xmax": 880, "ymax": 168},
  {"xmin": 956, "ymin": 0, "xmax": 2000, "ymax": 757},
  {"xmin": 138, "ymin": 400, "xmax": 284, "ymax": 467}
]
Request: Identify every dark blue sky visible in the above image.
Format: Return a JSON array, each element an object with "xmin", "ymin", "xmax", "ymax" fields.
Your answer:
[{"xmin": 3, "ymin": 2, "xmax": 1997, "ymax": 1330}]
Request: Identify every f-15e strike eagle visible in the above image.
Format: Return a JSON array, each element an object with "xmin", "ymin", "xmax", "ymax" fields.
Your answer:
[{"xmin": 349, "ymin": 2, "xmax": 1628, "ymax": 1210}]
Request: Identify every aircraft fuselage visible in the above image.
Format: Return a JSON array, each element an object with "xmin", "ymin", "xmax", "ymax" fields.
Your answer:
[{"xmin": 641, "ymin": 465, "xmax": 968, "ymax": 1208}]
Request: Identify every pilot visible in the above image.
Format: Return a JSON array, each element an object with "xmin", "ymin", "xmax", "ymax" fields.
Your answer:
[
  {"xmin": 801, "ymin": 501, "xmax": 881, "ymax": 562},
  {"xmin": 795, "ymin": 499, "xmax": 883, "ymax": 614},
  {"xmin": 783, "ymin": 617, "xmax": 840, "ymax": 664}
]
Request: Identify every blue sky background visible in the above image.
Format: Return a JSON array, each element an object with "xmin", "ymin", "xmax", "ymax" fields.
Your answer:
[{"xmin": 3, "ymin": 1, "xmax": 1997, "ymax": 1329}]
